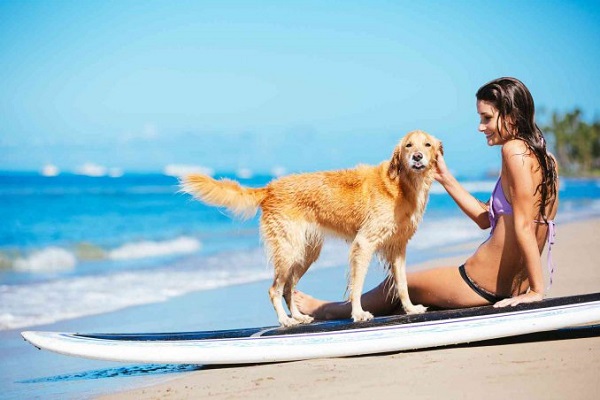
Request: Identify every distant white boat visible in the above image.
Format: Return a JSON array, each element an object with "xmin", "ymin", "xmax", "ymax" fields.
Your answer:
[
  {"xmin": 41, "ymin": 164, "xmax": 60, "ymax": 177},
  {"xmin": 75, "ymin": 163, "xmax": 107, "ymax": 177},
  {"xmin": 271, "ymin": 166, "xmax": 287, "ymax": 177},
  {"xmin": 236, "ymin": 168, "xmax": 253, "ymax": 179},
  {"xmin": 163, "ymin": 164, "xmax": 214, "ymax": 177}
]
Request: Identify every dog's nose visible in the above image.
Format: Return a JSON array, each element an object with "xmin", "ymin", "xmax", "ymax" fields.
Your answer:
[{"xmin": 412, "ymin": 152, "xmax": 423, "ymax": 162}]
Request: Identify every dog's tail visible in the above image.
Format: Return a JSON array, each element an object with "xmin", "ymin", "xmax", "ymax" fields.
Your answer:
[{"xmin": 180, "ymin": 174, "xmax": 267, "ymax": 219}]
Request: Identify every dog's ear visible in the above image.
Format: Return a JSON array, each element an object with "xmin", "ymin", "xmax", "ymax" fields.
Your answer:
[
  {"xmin": 438, "ymin": 140, "xmax": 444, "ymax": 155},
  {"xmin": 388, "ymin": 145, "xmax": 403, "ymax": 180}
]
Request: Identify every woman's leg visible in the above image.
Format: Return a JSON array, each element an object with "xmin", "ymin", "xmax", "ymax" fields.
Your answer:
[
  {"xmin": 294, "ymin": 277, "xmax": 397, "ymax": 320},
  {"xmin": 295, "ymin": 265, "xmax": 491, "ymax": 319}
]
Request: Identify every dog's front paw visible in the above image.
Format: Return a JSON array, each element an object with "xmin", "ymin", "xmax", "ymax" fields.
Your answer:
[
  {"xmin": 279, "ymin": 316, "xmax": 302, "ymax": 327},
  {"xmin": 405, "ymin": 304, "xmax": 428, "ymax": 314},
  {"xmin": 352, "ymin": 310, "xmax": 374, "ymax": 322},
  {"xmin": 293, "ymin": 314, "xmax": 314, "ymax": 324}
]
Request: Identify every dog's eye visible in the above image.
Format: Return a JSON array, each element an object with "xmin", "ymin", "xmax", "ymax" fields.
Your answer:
[
  {"xmin": 406, "ymin": 143, "xmax": 413, "ymax": 148},
  {"xmin": 425, "ymin": 143, "xmax": 431, "ymax": 147}
]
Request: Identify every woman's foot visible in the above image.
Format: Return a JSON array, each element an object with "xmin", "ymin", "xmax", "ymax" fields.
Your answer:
[{"xmin": 294, "ymin": 290, "xmax": 352, "ymax": 320}]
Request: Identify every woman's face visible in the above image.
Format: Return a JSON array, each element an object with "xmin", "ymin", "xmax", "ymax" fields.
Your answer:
[{"xmin": 477, "ymin": 100, "xmax": 509, "ymax": 146}]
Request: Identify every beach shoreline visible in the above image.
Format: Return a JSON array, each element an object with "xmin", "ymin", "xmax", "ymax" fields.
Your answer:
[{"xmin": 97, "ymin": 218, "xmax": 600, "ymax": 400}]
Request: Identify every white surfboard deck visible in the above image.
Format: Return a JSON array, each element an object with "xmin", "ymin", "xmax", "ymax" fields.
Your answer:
[{"xmin": 22, "ymin": 293, "xmax": 600, "ymax": 365}]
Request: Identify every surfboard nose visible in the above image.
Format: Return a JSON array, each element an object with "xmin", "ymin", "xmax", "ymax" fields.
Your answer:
[{"xmin": 21, "ymin": 331, "xmax": 42, "ymax": 349}]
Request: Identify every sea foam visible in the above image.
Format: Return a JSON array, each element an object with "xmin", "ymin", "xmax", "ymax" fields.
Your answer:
[
  {"xmin": 13, "ymin": 247, "xmax": 77, "ymax": 273},
  {"xmin": 0, "ymin": 251, "xmax": 271, "ymax": 330},
  {"xmin": 108, "ymin": 237, "xmax": 202, "ymax": 260},
  {"xmin": 430, "ymin": 180, "xmax": 496, "ymax": 195},
  {"xmin": 3, "ymin": 237, "xmax": 203, "ymax": 273},
  {"xmin": 0, "ymin": 217, "xmax": 479, "ymax": 331}
]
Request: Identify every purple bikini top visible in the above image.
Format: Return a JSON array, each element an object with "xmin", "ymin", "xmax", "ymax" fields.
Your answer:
[
  {"xmin": 489, "ymin": 177, "xmax": 513, "ymax": 230},
  {"xmin": 488, "ymin": 177, "xmax": 556, "ymax": 287}
]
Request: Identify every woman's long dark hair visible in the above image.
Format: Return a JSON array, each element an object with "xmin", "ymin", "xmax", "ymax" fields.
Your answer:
[{"xmin": 476, "ymin": 77, "xmax": 558, "ymax": 220}]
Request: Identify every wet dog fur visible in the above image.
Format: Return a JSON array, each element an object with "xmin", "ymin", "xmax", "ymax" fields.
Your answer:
[{"xmin": 181, "ymin": 130, "xmax": 442, "ymax": 326}]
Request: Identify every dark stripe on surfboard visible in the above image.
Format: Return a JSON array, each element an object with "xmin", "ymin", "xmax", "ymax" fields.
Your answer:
[{"xmin": 74, "ymin": 292, "xmax": 600, "ymax": 342}]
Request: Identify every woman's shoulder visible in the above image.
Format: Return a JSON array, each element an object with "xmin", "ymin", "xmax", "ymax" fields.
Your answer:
[
  {"xmin": 502, "ymin": 139, "xmax": 537, "ymax": 167},
  {"xmin": 501, "ymin": 139, "xmax": 537, "ymax": 175},
  {"xmin": 501, "ymin": 138, "xmax": 530, "ymax": 157}
]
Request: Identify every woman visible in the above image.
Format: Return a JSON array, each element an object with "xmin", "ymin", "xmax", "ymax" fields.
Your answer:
[{"xmin": 295, "ymin": 77, "xmax": 559, "ymax": 319}]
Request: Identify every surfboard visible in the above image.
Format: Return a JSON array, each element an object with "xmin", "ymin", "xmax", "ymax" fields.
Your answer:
[{"xmin": 22, "ymin": 292, "xmax": 600, "ymax": 365}]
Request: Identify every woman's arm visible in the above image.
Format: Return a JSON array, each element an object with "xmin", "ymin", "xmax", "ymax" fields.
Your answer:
[
  {"xmin": 434, "ymin": 152, "xmax": 491, "ymax": 229},
  {"xmin": 494, "ymin": 141, "xmax": 545, "ymax": 307}
]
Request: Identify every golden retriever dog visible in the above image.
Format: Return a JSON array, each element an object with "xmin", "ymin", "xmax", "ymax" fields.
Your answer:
[{"xmin": 181, "ymin": 130, "xmax": 442, "ymax": 326}]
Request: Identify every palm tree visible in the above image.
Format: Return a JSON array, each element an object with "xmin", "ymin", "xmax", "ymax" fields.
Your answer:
[{"xmin": 544, "ymin": 109, "xmax": 600, "ymax": 176}]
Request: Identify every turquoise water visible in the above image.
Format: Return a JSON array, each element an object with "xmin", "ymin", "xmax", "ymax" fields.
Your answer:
[{"xmin": 1, "ymin": 171, "xmax": 599, "ymax": 399}]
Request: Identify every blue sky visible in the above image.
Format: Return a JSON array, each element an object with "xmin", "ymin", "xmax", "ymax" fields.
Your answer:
[{"xmin": 1, "ymin": 0, "xmax": 599, "ymax": 177}]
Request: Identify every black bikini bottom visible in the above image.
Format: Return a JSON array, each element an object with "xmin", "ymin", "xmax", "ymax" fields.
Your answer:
[{"xmin": 458, "ymin": 264, "xmax": 507, "ymax": 303}]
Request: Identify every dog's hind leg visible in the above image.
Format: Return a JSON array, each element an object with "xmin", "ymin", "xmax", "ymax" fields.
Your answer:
[
  {"xmin": 283, "ymin": 264, "xmax": 314, "ymax": 324},
  {"xmin": 262, "ymin": 215, "xmax": 302, "ymax": 327},
  {"xmin": 348, "ymin": 235, "xmax": 376, "ymax": 322},
  {"xmin": 283, "ymin": 229, "xmax": 323, "ymax": 324},
  {"xmin": 269, "ymin": 259, "xmax": 301, "ymax": 327},
  {"xmin": 387, "ymin": 245, "xmax": 427, "ymax": 315}
]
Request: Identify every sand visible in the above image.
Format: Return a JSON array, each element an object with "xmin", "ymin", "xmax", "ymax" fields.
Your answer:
[{"xmin": 99, "ymin": 219, "xmax": 600, "ymax": 400}]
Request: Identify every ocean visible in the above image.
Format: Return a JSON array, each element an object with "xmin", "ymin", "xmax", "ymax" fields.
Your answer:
[
  {"xmin": 1, "ymin": 171, "xmax": 600, "ymax": 400},
  {"xmin": 1, "ymin": 172, "xmax": 600, "ymax": 332}
]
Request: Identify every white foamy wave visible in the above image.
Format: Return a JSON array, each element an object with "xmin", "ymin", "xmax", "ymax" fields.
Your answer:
[
  {"xmin": 0, "ymin": 239, "xmax": 357, "ymax": 331},
  {"xmin": 410, "ymin": 217, "xmax": 488, "ymax": 250},
  {"xmin": 0, "ymin": 215, "xmax": 491, "ymax": 330},
  {"xmin": 108, "ymin": 237, "xmax": 202, "ymax": 260},
  {"xmin": 0, "ymin": 255, "xmax": 271, "ymax": 330},
  {"xmin": 556, "ymin": 199, "xmax": 600, "ymax": 222},
  {"xmin": 13, "ymin": 247, "xmax": 77, "ymax": 273}
]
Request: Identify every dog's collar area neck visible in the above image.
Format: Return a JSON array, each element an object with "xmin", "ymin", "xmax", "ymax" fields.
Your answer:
[{"xmin": 399, "ymin": 174, "xmax": 433, "ymax": 192}]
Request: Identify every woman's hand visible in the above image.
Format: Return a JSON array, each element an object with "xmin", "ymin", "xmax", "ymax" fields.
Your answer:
[
  {"xmin": 432, "ymin": 150, "xmax": 490, "ymax": 228},
  {"xmin": 433, "ymin": 151, "xmax": 451, "ymax": 184},
  {"xmin": 493, "ymin": 290, "xmax": 544, "ymax": 308}
]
